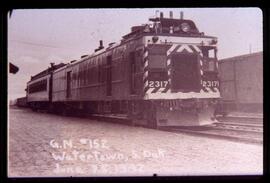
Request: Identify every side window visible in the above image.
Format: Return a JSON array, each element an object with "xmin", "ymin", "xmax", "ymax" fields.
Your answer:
[
  {"xmin": 202, "ymin": 47, "xmax": 217, "ymax": 72},
  {"xmin": 208, "ymin": 49, "xmax": 215, "ymax": 58},
  {"xmin": 202, "ymin": 47, "xmax": 209, "ymax": 57},
  {"xmin": 202, "ymin": 47, "xmax": 217, "ymax": 59},
  {"xmin": 28, "ymin": 79, "xmax": 47, "ymax": 93},
  {"xmin": 135, "ymin": 49, "xmax": 143, "ymax": 72}
]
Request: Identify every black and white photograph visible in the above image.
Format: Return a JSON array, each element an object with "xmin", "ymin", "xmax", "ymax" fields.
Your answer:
[{"xmin": 8, "ymin": 8, "xmax": 263, "ymax": 177}]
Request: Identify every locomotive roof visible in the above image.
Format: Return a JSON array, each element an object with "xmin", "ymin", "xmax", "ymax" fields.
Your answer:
[
  {"xmin": 122, "ymin": 18, "xmax": 201, "ymax": 40},
  {"xmin": 60, "ymin": 34, "xmax": 217, "ymax": 70},
  {"xmin": 39, "ymin": 14, "xmax": 217, "ymax": 75}
]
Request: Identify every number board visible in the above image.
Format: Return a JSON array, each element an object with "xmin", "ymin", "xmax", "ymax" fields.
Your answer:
[
  {"xmin": 148, "ymin": 81, "xmax": 169, "ymax": 88},
  {"xmin": 202, "ymin": 80, "xmax": 219, "ymax": 88}
]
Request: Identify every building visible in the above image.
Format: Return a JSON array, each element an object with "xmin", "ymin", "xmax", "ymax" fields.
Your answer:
[{"xmin": 218, "ymin": 52, "xmax": 263, "ymax": 113}]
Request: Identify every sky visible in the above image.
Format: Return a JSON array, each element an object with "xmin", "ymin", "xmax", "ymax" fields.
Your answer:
[{"xmin": 8, "ymin": 8, "xmax": 263, "ymax": 100}]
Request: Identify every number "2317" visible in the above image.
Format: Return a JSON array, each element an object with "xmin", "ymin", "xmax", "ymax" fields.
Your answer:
[
  {"xmin": 202, "ymin": 80, "xmax": 219, "ymax": 87},
  {"xmin": 149, "ymin": 81, "xmax": 168, "ymax": 88}
]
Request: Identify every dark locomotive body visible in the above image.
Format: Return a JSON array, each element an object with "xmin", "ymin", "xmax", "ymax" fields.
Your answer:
[
  {"xmin": 26, "ymin": 12, "xmax": 220, "ymax": 127},
  {"xmin": 16, "ymin": 97, "xmax": 28, "ymax": 107}
]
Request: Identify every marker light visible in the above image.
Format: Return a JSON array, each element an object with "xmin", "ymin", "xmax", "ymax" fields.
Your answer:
[
  {"xmin": 144, "ymin": 25, "xmax": 150, "ymax": 32},
  {"xmin": 210, "ymin": 39, "xmax": 218, "ymax": 45}
]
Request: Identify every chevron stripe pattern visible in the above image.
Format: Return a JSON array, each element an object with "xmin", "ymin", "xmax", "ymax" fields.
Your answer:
[
  {"xmin": 143, "ymin": 47, "xmax": 150, "ymax": 93},
  {"xmin": 143, "ymin": 44, "xmax": 220, "ymax": 99}
]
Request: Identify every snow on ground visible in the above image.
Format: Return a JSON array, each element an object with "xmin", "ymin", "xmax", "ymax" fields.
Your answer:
[{"xmin": 8, "ymin": 107, "xmax": 263, "ymax": 177}]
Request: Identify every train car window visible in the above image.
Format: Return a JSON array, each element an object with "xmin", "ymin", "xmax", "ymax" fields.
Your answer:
[{"xmin": 28, "ymin": 79, "xmax": 47, "ymax": 93}]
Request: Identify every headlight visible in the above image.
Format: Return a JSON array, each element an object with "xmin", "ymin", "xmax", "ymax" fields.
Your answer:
[
  {"xmin": 152, "ymin": 36, "xmax": 159, "ymax": 43},
  {"xmin": 181, "ymin": 23, "xmax": 190, "ymax": 32}
]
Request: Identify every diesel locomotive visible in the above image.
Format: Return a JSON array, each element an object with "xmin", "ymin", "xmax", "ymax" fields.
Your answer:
[{"xmin": 26, "ymin": 11, "xmax": 220, "ymax": 128}]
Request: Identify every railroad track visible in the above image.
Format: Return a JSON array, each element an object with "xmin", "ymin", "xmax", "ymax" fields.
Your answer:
[
  {"xmin": 89, "ymin": 113, "xmax": 263, "ymax": 145},
  {"xmin": 211, "ymin": 121, "xmax": 263, "ymax": 133},
  {"xmin": 216, "ymin": 116, "xmax": 263, "ymax": 123},
  {"xmin": 40, "ymin": 110, "xmax": 262, "ymax": 145},
  {"xmin": 160, "ymin": 121, "xmax": 263, "ymax": 145},
  {"xmin": 87, "ymin": 113, "xmax": 263, "ymax": 144}
]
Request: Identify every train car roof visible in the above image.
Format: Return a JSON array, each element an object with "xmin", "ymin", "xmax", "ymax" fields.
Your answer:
[
  {"xmin": 61, "ymin": 42, "xmax": 122, "ymax": 68},
  {"xmin": 28, "ymin": 63, "xmax": 66, "ymax": 82}
]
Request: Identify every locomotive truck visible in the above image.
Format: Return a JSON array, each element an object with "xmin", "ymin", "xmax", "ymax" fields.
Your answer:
[{"xmin": 26, "ymin": 11, "xmax": 220, "ymax": 128}]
